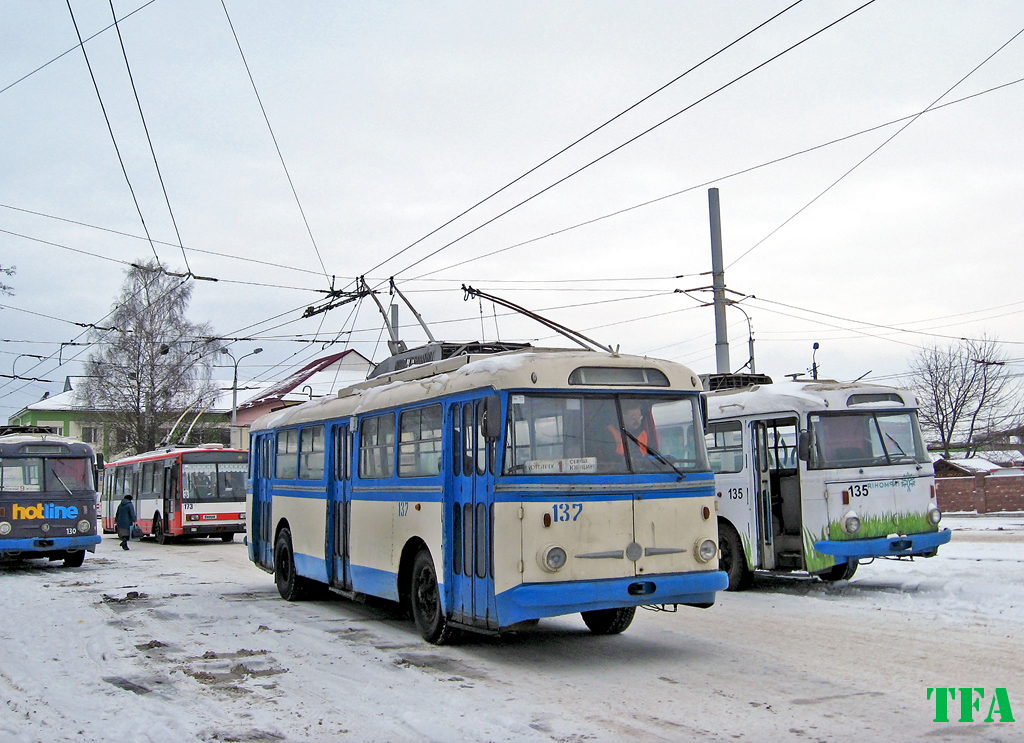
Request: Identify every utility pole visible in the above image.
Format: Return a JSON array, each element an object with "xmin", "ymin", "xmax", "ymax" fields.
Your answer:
[{"xmin": 708, "ymin": 188, "xmax": 730, "ymax": 374}]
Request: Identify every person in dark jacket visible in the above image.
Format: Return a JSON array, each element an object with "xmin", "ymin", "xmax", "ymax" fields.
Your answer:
[{"xmin": 115, "ymin": 494, "xmax": 137, "ymax": 551}]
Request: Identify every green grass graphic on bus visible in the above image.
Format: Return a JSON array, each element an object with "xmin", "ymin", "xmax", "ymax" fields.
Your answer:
[
  {"xmin": 826, "ymin": 510, "xmax": 938, "ymax": 541},
  {"xmin": 802, "ymin": 527, "xmax": 837, "ymax": 573}
]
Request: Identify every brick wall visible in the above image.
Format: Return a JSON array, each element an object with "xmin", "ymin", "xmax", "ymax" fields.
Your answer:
[{"xmin": 936, "ymin": 474, "xmax": 1024, "ymax": 513}]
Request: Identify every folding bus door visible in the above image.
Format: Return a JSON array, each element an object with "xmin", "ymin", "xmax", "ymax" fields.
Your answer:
[
  {"xmin": 752, "ymin": 421, "xmax": 775, "ymax": 569},
  {"xmin": 448, "ymin": 398, "xmax": 498, "ymax": 630},
  {"xmin": 328, "ymin": 423, "xmax": 351, "ymax": 589},
  {"xmin": 251, "ymin": 433, "xmax": 275, "ymax": 570}
]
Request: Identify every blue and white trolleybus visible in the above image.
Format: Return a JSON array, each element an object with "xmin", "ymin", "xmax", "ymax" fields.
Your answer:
[{"xmin": 247, "ymin": 346, "xmax": 728, "ymax": 642}]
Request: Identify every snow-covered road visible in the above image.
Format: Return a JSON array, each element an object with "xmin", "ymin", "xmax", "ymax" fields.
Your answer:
[{"xmin": 1, "ymin": 516, "xmax": 1021, "ymax": 743}]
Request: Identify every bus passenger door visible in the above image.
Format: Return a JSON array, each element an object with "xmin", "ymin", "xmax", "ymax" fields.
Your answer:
[
  {"xmin": 448, "ymin": 398, "xmax": 498, "ymax": 630},
  {"xmin": 161, "ymin": 463, "xmax": 179, "ymax": 535},
  {"xmin": 328, "ymin": 424, "xmax": 351, "ymax": 589},
  {"xmin": 752, "ymin": 421, "xmax": 775, "ymax": 569},
  {"xmin": 251, "ymin": 433, "xmax": 275, "ymax": 570}
]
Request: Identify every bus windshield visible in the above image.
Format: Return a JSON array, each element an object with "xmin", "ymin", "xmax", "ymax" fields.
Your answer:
[
  {"xmin": 808, "ymin": 411, "xmax": 930, "ymax": 469},
  {"xmin": 182, "ymin": 463, "xmax": 247, "ymax": 502},
  {"xmin": 0, "ymin": 457, "xmax": 93, "ymax": 492},
  {"xmin": 504, "ymin": 394, "xmax": 709, "ymax": 475}
]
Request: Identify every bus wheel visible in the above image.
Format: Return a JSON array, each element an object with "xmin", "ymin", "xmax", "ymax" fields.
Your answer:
[
  {"xmin": 153, "ymin": 514, "xmax": 168, "ymax": 545},
  {"xmin": 719, "ymin": 521, "xmax": 753, "ymax": 591},
  {"xmin": 581, "ymin": 607, "xmax": 636, "ymax": 635},
  {"xmin": 63, "ymin": 550, "xmax": 85, "ymax": 568},
  {"xmin": 820, "ymin": 559, "xmax": 858, "ymax": 582},
  {"xmin": 410, "ymin": 550, "xmax": 454, "ymax": 644},
  {"xmin": 274, "ymin": 529, "xmax": 310, "ymax": 601},
  {"xmin": 221, "ymin": 533, "xmax": 235, "ymax": 543}
]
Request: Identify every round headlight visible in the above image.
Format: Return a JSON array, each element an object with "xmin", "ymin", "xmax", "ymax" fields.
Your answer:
[
  {"xmin": 538, "ymin": 545, "xmax": 567, "ymax": 572},
  {"xmin": 78, "ymin": 519, "xmax": 92, "ymax": 533},
  {"xmin": 40, "ymin": 522, "xmax": 50, "ymax": 533},
  {"xmin": 695, "ymin": 538, "xmax": 718, "ymax": 563},
  {"xmin": 843, "ymin": 512, "xmax": 861, "ymax": 535},
  {"xmin": 927, "ymin": 507, "xmax": 942, "ymax": 525},
  {"xmin": 0, "ymin": 521, "xmax": 11, "ymax": 535}
]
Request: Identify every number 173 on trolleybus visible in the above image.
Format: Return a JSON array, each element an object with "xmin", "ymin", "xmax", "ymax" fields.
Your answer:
[{"xmin": 102, "ymin": 444, "xmax": 248, "ymax": 543}]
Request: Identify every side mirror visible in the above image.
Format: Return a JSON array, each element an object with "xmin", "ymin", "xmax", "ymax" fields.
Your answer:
[
  {"xmin": 798, "ymin": 430, "xmax": 810, "ymax": 462},
  {"xmin": 483, "ymin": 394, "xmax": 503, "ymax": 439},
  {"xmin": 699, "ymin": 395, "xmax": 708, "ymax": 427},
  {"xmin": 95, "ymin": 453, "xmax": 105, "ymax": 470}
]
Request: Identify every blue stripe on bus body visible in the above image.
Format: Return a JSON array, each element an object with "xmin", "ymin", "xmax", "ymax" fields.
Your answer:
[
  {"xmin": 0, "ymin": 535, "xmax": 101, "ymax": 553},
  {"xmin": 814, "ymin": 528, "xmax": 951, "ymax": 560},
  {"xmin": 293, "ymin": 551, "xmax": 329, "ymax": 584},
  {"xmin": 495, "ymin": 570, "xmax": 728, "ymax": 626},
  {"xmin": 492, "ymin": 488, "xmax": 714, "ymax": 503},
  {"xmin": 348, "ymin": 563, "xmax": 408, "ymax": 604}
]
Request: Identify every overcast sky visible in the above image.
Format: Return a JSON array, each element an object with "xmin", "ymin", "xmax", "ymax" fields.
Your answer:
[{"xmin": 2, "ymin": 0, "xmax": 1023, "ymax": 419}]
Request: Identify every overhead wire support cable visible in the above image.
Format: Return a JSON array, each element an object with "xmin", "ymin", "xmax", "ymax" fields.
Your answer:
[
  {"xmin": 107, "ymin": 0, "xmax": 192, "ymax": 275},
  {"xmin": 219, "ymin": 0, "xmax": 331, "ymax": 284},
  {"xmin": 65, "ymin": 0, "xmax": 161, "ymax": 264},
  {"xmin": 727, "ymin": 23, "xmax": 1024, "ymax": 269},
  {"xmin": 0, "ymin": 0, "xmax": 158, "ymax": 98},
  {"xmin": 409, "ymin": 73, "xmax": 1024, "ymax": 281},
  {"xmin": 391, "ymin": 0, "xmax": 879, "ymax": 280},
  {"xmin": 362, "ymin": 0, "xmax": 806, "ymax": 278}
]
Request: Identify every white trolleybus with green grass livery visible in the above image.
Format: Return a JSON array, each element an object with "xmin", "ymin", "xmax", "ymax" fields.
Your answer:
[
  {"xmin": 247, "ymin": 344, "xmax": 727, "ymax": 643},
  {"xmin": 0, "ymin": 427, "xmax": 102, "ymax": 568},
  {"xmin": 701, "ymin": 374, "xmax": 950, "ymax": 590}
]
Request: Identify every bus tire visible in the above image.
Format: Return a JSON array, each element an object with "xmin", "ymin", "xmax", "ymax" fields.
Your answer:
[
  {"xmin": 581, "ymin": 607, "xmax": 635, "ymax": 635},
  {"xmin": 63, "ymin": 550, "xmax": 85, "ymax": 568},
  {"xmin": 719, "ymin": 520, "xmax": 753, "ymax": 591},
  {"xmin": 221, "ymin": 533, "xmax": 235, "ymax": 543},
  {"xmin": 410, "ymin": 549, "xmax": 454, "ymax": 644},
  {"xmin": 820, "ymin": 559, "xmax": 858, "ymax": 582},
  {"xmin": 153, "ymin": 513, "xmax": 168, "ymax": 545},
  {"xmin": 274, "ymin": 529, "xmax": 311, "ymax": 601}
]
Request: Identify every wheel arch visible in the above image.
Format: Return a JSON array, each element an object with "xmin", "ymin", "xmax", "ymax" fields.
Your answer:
[{"xmin": 397, "ymin": 537, "xmax": 430, "ymax": 613}]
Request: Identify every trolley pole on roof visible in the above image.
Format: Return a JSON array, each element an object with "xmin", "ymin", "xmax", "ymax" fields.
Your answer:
[{"xmin": 708, "ymin": 188, "xmax": 730, "ymax": 374}]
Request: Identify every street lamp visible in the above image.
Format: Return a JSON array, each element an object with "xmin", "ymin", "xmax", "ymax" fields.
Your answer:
[{"xmin": 220, "ymin": 347, "xmax": 262, "ymax": 447}]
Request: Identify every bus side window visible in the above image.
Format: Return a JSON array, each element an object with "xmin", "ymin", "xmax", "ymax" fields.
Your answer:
[
  {"xmin": 299, "ymin": 426, "xmax": 325, "ymax": 480},
  {"xmin": 276, "ymin": 430, "xmax": 299, "ymax": 480},
  {"xmin": 359, "ymin": 414, "xmax": 395, "ymax": 479}
]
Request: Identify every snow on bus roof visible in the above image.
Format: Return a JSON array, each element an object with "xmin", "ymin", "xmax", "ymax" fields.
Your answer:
[
  {"xmin": 251, "ymin": 349, "xmax": 702, "ymax": 432},
  {"xmin": 705, "ymin": 379, "xmax": 918, "ymax": 419}
]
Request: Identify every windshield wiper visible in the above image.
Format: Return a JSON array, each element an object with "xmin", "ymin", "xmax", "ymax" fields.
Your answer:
[
  {"xmin": 883, "ymin": 432, "xmax": 912, "ymax": 461},
  {"xmin": 49, "ymin": 467, "xmax": 74, "ymax": 496},
  {"xmin": 621, "ymin": 429, "xmax": 687, "ymax": 481}
]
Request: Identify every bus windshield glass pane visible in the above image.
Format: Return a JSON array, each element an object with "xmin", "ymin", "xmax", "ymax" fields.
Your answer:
[
  {"xmin": 809, "ymin": 411, "xmax": 929, "ymax": 469},
  {"xmin": 504, "ymin": 394, "xmax": 709, "ymax": 475},
  {"xmin": 0, "ymin": 457, "xmax": 44, "ymax": 492},
  {"xmin": 183, "ymin": 463, "xmax": 248, "ymax": 501},
  {"xmin": 46, "ymin": 458, "xmax": 93, "ymax": 491}
]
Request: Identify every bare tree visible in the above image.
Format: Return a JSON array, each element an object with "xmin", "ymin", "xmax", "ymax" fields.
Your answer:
[
  {"xmin": 0, "ymin": 265, "xmax": 14, "ymax": 296},
  {"xmin": 81, "ymin": 261, "xmax": 221, "ymax": 456},
  {"xmin": 909, "ymin": 337, "xmax": 1017, "ymax": 458}
]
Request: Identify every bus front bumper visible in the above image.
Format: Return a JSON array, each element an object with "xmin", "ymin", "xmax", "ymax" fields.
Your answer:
[
  {"xmin": 498, "ymin": 569, "xmax": 728, "ymax": 626},
  {"xmin": 0, "ymin": 535, "xmax": 101, "ymax": 557},
  {"xmin": 814, "ymin": 528, "xmax": 952, "ymax": 560}
]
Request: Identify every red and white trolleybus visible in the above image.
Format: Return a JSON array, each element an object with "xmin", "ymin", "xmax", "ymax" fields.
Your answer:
[{"xmin": 102, "ymin": 444, "xmax": 247, "ymax": 543}]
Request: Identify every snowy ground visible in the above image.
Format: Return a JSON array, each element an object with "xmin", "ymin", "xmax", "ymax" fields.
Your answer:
[{"xmin": 1, "ymin": 516, "xmax": 1021, "ymax": 743}]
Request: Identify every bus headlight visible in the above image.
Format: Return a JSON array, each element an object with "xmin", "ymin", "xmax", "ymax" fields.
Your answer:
[
  {"xmin": 842, "ymin": 511, "xmax": 861, "ymax": 535},
  {"xmin": 0, "ymin": 522, "xmax": 10, "ymax": 535},
  {"xmin": 927, "ymin": 507, "xmax": 942, "ymax": 525},
  {"xmin": 695, "ymin": 538, "xmax": 718, "ymax": 563},
  {"xmin": 538, "ymin": 545, "xmax": 567, "ymax": 573},
  {"xmin": 78, "ymin": 519, "xmax": 92, "ymax": 533},
  {"xmin": 40, "ymin": 523, "xmax": 50, "ymax": 533}
]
